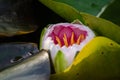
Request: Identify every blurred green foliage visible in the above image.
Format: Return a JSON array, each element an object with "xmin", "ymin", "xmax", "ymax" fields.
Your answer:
[{"xmin": 53, "ymin": 0, "xmax": 120, "ymax": 26}]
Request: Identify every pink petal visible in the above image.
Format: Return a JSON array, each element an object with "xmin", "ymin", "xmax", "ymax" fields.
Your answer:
[
  {"xmin": 58, "ymin": 27, "xmax": 73, "ymax": 46},
  {"xmin": 53, "ymin": 25, "xmax": 64, "ymax": 35},
  {"xmin": 72, "ymin": 27, "xmax": 87, "ymax": 41}
]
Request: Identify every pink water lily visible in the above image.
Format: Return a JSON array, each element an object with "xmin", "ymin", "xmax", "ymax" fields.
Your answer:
[
  {"xmin": 41, "ymin": 21, "xmax": 95, "ymax": 73},
  {"xmin": 48, "ymin": 24, "xmax": 88, "ymax": 47}
]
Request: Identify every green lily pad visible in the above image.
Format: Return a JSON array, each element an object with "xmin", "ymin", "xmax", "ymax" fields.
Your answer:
[
  {"xmin": 53, "ymin": 0, "xmax": 112, "ymax": 16},
  {"xmin": 53, "ymin": 0, "xmax": 120, "ymax": 26},
  {"xmin": 40, "ymin": 0, "xmax": 120, "ymax": 26},
  {"xmin": 100, "ymin": 0, "xmax": 120, "ymax": 26}
]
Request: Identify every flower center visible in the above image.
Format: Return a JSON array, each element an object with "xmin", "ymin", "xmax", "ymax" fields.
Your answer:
[{"xmin": 48, "ymin": 25, "xmax": 88, "ymax": 47}]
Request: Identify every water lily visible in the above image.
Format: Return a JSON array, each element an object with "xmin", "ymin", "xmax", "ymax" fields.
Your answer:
[{"xmin": 40, "ymin": 20, "xmax": 95, "ymax": 73}]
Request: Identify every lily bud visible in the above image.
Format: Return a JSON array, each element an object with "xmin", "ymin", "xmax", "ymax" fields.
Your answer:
[{"xmin": 40, "ymin": 20, "xmax": 95, "ymax": 73}]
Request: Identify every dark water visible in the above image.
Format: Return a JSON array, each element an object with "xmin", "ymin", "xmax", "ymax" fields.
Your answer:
[{"xmin": 0, "ymin": 0, "xmax": 66, "ymax": 45}]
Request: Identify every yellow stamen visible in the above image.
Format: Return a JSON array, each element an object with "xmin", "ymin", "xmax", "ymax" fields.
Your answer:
[
  {"xmin": 76, "ymin": 34, "xmax": 85, "ymax": 45},
  {"xmin": 55, "ymin": 36, "xmax": 62, "ymax": 47},
  {"xmin": 81, "ymin": 34, "xmax": 85, "ymax": 41},
  {"xmin": 63, "ymin": 33, "xmax": 68, "ymax": 47},
  {"xmin": 70, "ymin": 32, "xmax": 75, "ymax": 45}
]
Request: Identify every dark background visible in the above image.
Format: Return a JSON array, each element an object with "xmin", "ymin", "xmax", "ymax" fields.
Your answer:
[{"xmin": 0, "ymin": 0, "xmax": 66, "ymax": 46}]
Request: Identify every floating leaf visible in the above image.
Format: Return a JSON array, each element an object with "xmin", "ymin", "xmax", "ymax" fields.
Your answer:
[
  {"xmin": 39, "ymin": 0, "xmax": 120, "ymax": 26},
  {"xmin": 100, "ymin": 0, "xmax": 120, "ymax": 26},
  {"xmin": 0, "ymin": 42, "xmax": 39, "ymax": 71},
  {"xmin": 0, "ymin": 0, "xmax": 38, "ymax": 37},
  {"xmin": 0, "ymin": 50, "xmax": 50, "ymax": 80},
  {"xmin": 53, "ymin": 0, "xmax": 112, "ymax": 16},
  {"xmin": 39, "ymin": 0, "xmax": 85, "ymax": 24}
]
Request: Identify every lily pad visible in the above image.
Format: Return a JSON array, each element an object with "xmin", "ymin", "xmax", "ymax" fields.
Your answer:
[
  {"xmin": 100, "ymin": 0, "xmax": 120, "ymax": 26},
  {"xmin": 0, "ymin": 50, "xmax": 50, "ymax": 80},
  {"xmin": 0, "ymin": 42, "xmax": 39, "ymax": 71},
  {"xmin": 0, "ymin": 0, "xmax": 38, "ymax": 37},
  {"xmin": 53, "ymin": 0, "xmax": 112, "ymax": 16},
  {"xmin": 39, "ymin": 0, "xmax": 120, "ymax": 26}
]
